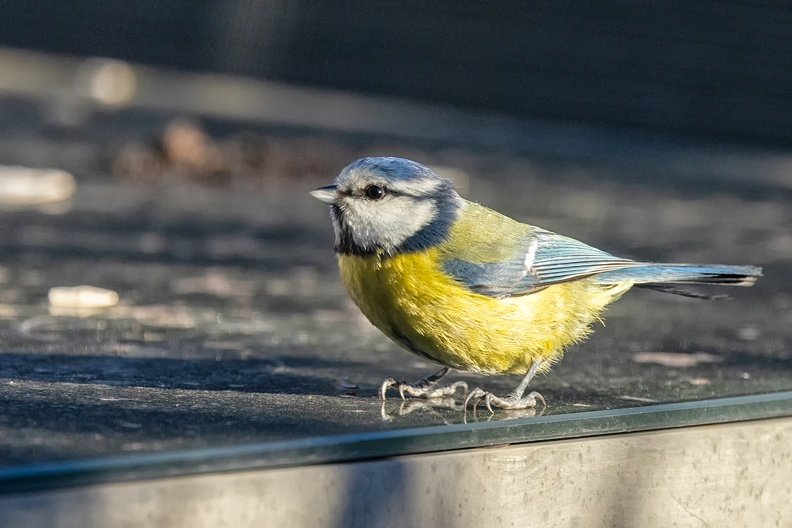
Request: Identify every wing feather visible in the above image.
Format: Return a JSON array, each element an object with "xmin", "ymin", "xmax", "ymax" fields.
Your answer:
[{"xmin": 442, "ymin": 229, "xmax": 641, "ymax": 298}]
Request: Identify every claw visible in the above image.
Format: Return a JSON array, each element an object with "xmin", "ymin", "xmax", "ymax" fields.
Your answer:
[
  {"xmin": 379, "ymin": 369, "xmax": 467, "ymax": 401},
  {"xmin": 464, "ymin": 388, "xmax": 486, "ymax": 411},
  {"xmin": 465, "ymin": 387, "xmax": 545, "ymax": 413},
  {"xmin": 464, "ymin": 360, "xmax": 548, "ymax": 413},
  {"xmin": 379, "ymin": 377, "xmax": 401, "ymax": 400},
  {"xmin": 485, "ymin": 394, "xmax": 494, "ymax": 414}
]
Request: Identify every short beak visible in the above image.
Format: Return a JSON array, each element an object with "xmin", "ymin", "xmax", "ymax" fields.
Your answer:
[{"xmin": 309, "ymin": 185, "xmax": 338, "ymax": 204}]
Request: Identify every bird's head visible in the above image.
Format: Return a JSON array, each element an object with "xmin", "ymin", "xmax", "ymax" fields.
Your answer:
[{"xmin": 310, "ymin": 157, "xmax": 463, "ymax": 256}]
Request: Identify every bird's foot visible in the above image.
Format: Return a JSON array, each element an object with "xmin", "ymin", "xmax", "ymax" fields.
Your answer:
[
  {"xmin": 379, "ymin": 371, "xmax": 468, "ymax": 401},
  {"xmin": 464, "ymin": 388, "xmax": 546, "ymax": 413}
]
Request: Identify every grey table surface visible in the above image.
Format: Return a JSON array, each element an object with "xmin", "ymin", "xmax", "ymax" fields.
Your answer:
[{"xmin": 0, "ymin": 94, "xmax": 791, "ymax": 494}]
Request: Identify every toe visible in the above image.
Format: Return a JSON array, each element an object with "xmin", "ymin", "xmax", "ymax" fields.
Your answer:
[
  {"xmin": 464, "ymin": 388, "xmax": 484, "ymax": 409},
  {"xmin": 485, "ymin": 394, "xmax": 495, "ymax": 414},
  {"xmin": 529, "ymin": 391, "xmax": 546, "ymax": 408},
  {"xmin": 379, "ymin": 377, "xmax": 398, "ymax": 399}
]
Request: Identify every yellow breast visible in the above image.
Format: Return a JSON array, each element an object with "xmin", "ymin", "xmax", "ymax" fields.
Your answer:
[{"xmin": 339, "ymin": 250, "xmax": 631, "ymax": 375}]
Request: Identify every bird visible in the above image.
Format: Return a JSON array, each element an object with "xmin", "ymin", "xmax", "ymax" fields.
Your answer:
[{"xmin": 310, "ymin": 157, "xmax": 762, "ymax": 412}]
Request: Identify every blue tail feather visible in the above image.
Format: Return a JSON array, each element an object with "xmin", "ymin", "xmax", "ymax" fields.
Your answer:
[{"xmin": 594, "ymin": 263, "xmax": 762, "ymax": 286}]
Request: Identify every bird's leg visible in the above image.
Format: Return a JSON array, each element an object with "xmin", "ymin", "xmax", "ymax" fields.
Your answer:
[
  {"xmin": 465, "ymin": 360, "xmax": 547, "ymax": 413},
  {"xmin": 379, "ymin": 367, "xmax": 468, "ymax": 400}
]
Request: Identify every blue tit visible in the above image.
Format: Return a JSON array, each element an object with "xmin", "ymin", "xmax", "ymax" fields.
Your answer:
[{"xmin": 310, "ymin": 157, "xmax": 762, "ymax": 411}]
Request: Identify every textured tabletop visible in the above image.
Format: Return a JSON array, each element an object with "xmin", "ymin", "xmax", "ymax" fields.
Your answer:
[{"xmin": 0, "ymin": 95, "xmax": 791, "ymax": 493}]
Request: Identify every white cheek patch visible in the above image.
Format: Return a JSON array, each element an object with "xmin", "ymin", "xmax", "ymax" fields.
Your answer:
[{"xmin": 342, "ymin": 196, "xmax": 437, "ymax": 250}]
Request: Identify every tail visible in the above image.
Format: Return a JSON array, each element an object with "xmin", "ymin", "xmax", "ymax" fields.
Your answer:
[{"xmin": 595, "ymin": 263, "xmax": 762, "ymax": 298}]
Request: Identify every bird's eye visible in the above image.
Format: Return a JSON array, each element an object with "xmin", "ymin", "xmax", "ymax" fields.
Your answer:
[{"xmin": 364, "ymin": 185, "xmax": 386, "ymax": 200}]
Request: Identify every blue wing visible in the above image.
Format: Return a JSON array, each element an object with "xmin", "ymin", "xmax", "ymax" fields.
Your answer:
[{"xmin": 442, "ymin": 229, "xmax": 642, "ymax": 298}]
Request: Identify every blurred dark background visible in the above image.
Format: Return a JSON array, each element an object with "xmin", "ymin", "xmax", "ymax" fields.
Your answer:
[{"xmin": 2, "ymin": 1, "xmax": 791, "ymax": 145}]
